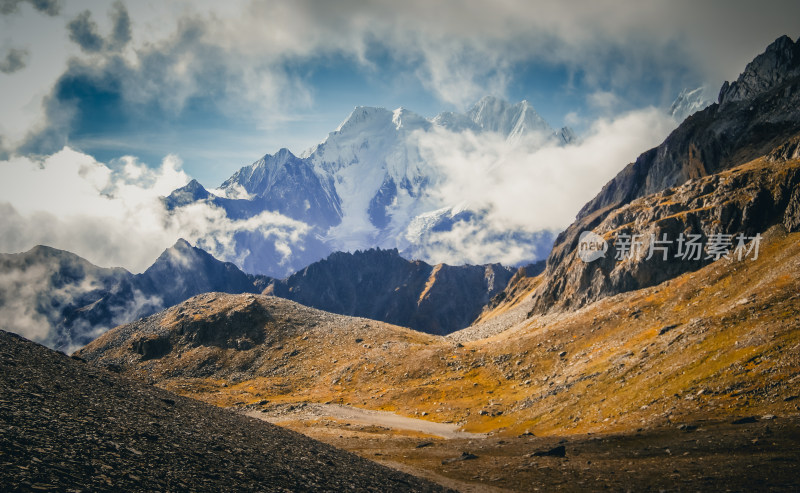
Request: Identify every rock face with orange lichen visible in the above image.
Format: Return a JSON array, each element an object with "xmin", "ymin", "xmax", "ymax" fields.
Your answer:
[{"xmin": 529, "ymin": 156, "xmax": 800, "ymax": 314}]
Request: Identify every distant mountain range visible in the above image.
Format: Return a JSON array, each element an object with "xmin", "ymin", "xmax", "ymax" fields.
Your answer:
[
  {"xmin": 0, "ymin": 240, "xmax": 264, "ymax": 352},
  {"xmin": 166, "ymin": 97, "xmax": 572, "ymax": 276},
  {"xmin": 0, "ymin": 84, "xmax": 720, "ymax": 351},
  {"xmin": 0, "ymin": 239, "xmax": 523, "ymax": 350}
]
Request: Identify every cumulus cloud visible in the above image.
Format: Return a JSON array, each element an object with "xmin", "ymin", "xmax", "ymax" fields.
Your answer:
[
  {"xmin": 67, "ymin": 11, "xmax": 105, "ymax": 53},
  {"xmin": 66, "ymin": 2, "xmax": 131, "ymax": 54},
  {"xmin": 7, "ymin": 0, "xmax": 799, "ymax": 157},
  {"xmin": 404, "ymin": 216, "xmax": 558, "ymax": 267},
  {"xmin": 0, "ymin": 147, "xmax": 313, "ymax": 273},
  {"xmin": 0, "ymin": 47, "xmax": 29, "ymax": 73},
  {"xmin": 206, "ymin": 0, "xmax": 799, "ymax": 107},
  {"xmin": 18, "ymin": 8, "xmax": 312, "ymax": 156},
  {"xmin": 107, "ymin": 1, "xmax": 132, "ymax": 51}
]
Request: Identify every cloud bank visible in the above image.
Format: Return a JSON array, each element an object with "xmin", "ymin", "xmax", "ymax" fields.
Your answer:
[
  {"xmin": 417, "ymin": 106, "xmax": 676, "ymax": 232},
  {"xmin": 0, "ymin": 147, "xmax": 312, "ymax": 272},
  {"xmin": 3, "ymin": 0, "xmax": 799, "ymax": 163},
  {"xmin": 395, "ymin": 105, "xmax": 676, "ymax": 266}
]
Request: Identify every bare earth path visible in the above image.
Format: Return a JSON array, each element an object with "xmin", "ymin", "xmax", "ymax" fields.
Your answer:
[{"xmin": 247, "ymin": 403, "xmax": 486, "ymax": 439}]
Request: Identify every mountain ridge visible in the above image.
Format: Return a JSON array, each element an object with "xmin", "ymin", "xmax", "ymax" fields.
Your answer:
[
  {"xmin": 0, "ymin": 240, "xmax": 519, "ymax": 349},
  {"xmin": 266, "ymin": 247, "xmax": 514, "ymax": 335},
  {"xmin": 166, "ymin": 97, "xmax": 572, "ymax": 276},
  {"xmin": 522, "ymin": 35, "xmax": 800, "ymax": 315},
  {"xmin": 0, "ymin": 240, "xmax": 266, "ymax": 352}
]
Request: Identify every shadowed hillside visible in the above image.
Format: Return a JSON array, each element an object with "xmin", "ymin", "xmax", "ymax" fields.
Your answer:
[{"xmin": 0, "ymin": 329, "xmax": 449, "ymax": 492}]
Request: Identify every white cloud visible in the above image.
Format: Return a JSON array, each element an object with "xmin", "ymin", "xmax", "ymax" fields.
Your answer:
[
  {"xmin": 5, "ymin": 0, "xmax": 799, "ymax": 157},
  {"xmin": 587, "ymin": 90, "xmax": 621, "ymax": 112},
  {"xmin": 415, "ymin": 106, "xmax": 677, "ymax": 233},
  {"xmin": 0, "ymin": 147, "xmax": 312, "ymax": 272},
  {"xmin": 404, "ymin": 218, "xmax": 556, "ymax": 267},
  {"xmin": 0, "ymin": 263, "xmax": 53, "ymax": 342}
]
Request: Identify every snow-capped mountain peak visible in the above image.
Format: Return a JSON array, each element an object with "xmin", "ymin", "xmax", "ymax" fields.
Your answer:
[
  {"xmin": 334, "ymin": 106, "xmax": 394, "ymax": 134},
  {"xmin": 466, "ymin": 96, "xmax": 553, "ymax": 138},
  {"xmin": 170, "ymin": 96, "xmax": 567, "ymax": 275},
  {"xmin": 669, "ymin": 87, "xmax": 712, "ymax": 122},
  {"xmin": 392, "ymin": 107, "xmax": 429, "ymax": 130},
  {"xmin": 430, "ymin": 111, "xmax": 480, "ymax": 132}
]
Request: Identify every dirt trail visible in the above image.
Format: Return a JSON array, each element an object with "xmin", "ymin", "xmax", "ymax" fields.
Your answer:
[{"xmin": 247, "ymin": 403, "xmax": 485, "ymax": 439}]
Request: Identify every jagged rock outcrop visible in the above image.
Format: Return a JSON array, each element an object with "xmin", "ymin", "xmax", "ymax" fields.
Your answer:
[
  {"xmin": 531, "ymin": 156, "xmax": 800, "ymax": 313},
  {"xmin": 577, "ymin": 36, "xmax": 800, "ymax": 223},
  {"xmin": 767, "ymin": 134, "xmax": 800, "ymax": 162},
  {"xmin": 718, "ymin": 35, "xmax": 800, "ymax": 105},
  {"xmin": 266, "ymin": 248, "xmax": 514, "ymax": 335},
  {"xmin": 785, "ymin": 186, "xmax": 800, "ymax": 232}
]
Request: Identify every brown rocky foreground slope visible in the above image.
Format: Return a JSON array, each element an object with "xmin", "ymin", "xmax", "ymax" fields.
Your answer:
[{"xmin": 0, "ymin": 330, "xmax": 450, "ymax": 492}]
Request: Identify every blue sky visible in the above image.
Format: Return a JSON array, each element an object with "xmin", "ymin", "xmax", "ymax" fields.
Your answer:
[
  {"xmin": 0, "ymin": 0, "xmax": 799, "ymax": 273},
  {"xmin": 2, "ymin": 0, "xmax": 798, "ymax": 186}
]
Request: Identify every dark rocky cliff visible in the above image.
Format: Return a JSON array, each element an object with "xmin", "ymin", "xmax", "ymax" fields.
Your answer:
[
  {"xmin": 267, "ymin": 248, "xmax": 514, "ymax": 335},
  {"xmin": 530, "ymin": 36, "xmax": 800, "ymax": 314},
  {"xmin": 577, "ymin": 36, "xmax": 800, "ymax": 223}
]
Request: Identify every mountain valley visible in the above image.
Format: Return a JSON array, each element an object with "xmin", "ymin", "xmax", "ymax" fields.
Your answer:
[{"xmin": 4, "ymin": 34, "xmax": 800, "ymax": 493}]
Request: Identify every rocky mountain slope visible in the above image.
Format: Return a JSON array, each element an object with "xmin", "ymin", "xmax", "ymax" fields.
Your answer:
[
  {"xmin": 76, "ymin": 223, "xmax": 800, "ymax": 489},
  {"xmin": 529, "ymin": 152, "xmax": 800, "ymax": 314},
  {"xmin": 78, "ymin": 218, "xmax": 800, "ymax": 433},
  {"xmin": 266, "ymin": 248, "xmax": 514, "ymax": 335},
  {"xmin": 577, "ymin": 35, "xmax": 800, "ymax": 222},
  {"xmin": 0, "ymin": 330, "xmax": 447, "ymax": 492},
  {"xmin": 76, "ymin": 292, "xmax": 443, "ymax": 384},
  {"xmin": 526, "ymin": 35, "xmax": 800, "ymax": 314}
]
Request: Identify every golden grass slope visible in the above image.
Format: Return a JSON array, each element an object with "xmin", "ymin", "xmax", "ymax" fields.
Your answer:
[{"xmin": 79, "ymin": 224, "xmax": 800, "ymax": 438}]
